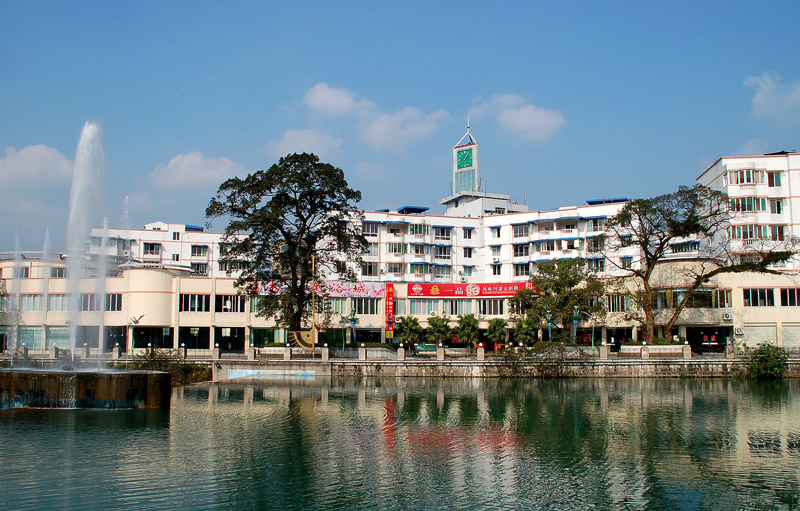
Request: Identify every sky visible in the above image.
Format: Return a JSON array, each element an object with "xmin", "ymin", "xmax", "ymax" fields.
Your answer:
[{"xmin": 1, "ymin": 1, "xmax": 799, "ymax": 252}]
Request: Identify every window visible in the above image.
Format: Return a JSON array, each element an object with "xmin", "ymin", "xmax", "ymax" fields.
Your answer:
[
  {"xmin": 478, "ymin": 299, "xmax": 504, "ymax": 316},
  {"xmin": 727, "ymin": 224, "xmax": 769, "ymax": 240},
  {"xmin": 716, "ymin": 289, "xmax": 732, "ymax": 308},
  {"xmin": 771, "ymin": 225, "xmax": 785, "ymax": 241},
  {"xmin": 780, "ymin": 288, "xmax": 800, "ymax": 306},
  {"xmin": 191, "ymin": 245, "xmax": 208, "ymax": 257},
  {"xmin": 491, "ymin": 226, "xmax": 501, "ymax": 238},
  {"xmin": 769, "ymin": 199, "xmax": 783, "ymax": 214},
  {"xmin": 588, "ymin": 258, "xmax": 605, "ymax": 272},
  {"xmin": 394, "ymin": 299, "xmax": 407, "ymax": 316},
  {"xmin": 590, "ymin": 218, "xmax": 605, "ymax": 232},
  {"xmin": 537, "ymin": 240, "xmax": 555, "ymax": 252},
  {"xmin": 743, "ymin": 288, "xmax": 775, "ymax": 307},
  {"xmin": 325, "ymin": 297, "xmax": 347, "ymax": 315},
  {"xmin": 463, "ymin": 267, "xmax": 473, "ymax": 277},
  {"xmin": 587, "ymin": 237, "xmax": 604, "ymax": 252},
  {"xmin": 410, "ymin": 299, "xmax": 438, "ymax": 315},
  {"xmin": 172, "ymin": 232, "xmax": 180, "ymax": 240},
  {"xmin": 215, "ymin": 295, "xmax": 246, "ymax": 313},
  {"xmin": 80, "ymin": 293, "xmax": 99, "ymax": 311},
  {"xmin": 445, "ymin": 299, "xmax": 472, "ymax": 316},
  {"xmin": 191, "ymin": 263, "xmax": 208, "ymax": 276},
  {"xmin": 364, "ymin": 243, "xmax": 378, "ymax": 256},
  {"xmin": 104, "ymin": 293, "xmax": 123, "ymax": 311},
  {"xmin": 491, "ymin": 246, "xmax": 501, "ymax": 257},
  {"xmin": 180, "ymin": 294, "xmax": 211, "ymax": 312},
  {"xmin": 730, "ymin": 197, "xmax": 767, "ymax": 212},
  {"xmin": 675, "ymin": 289, "xmax": 713, "ymax": 308},
  {"xmin": 20, "ymin": 294, "xmax": 43, "ymax": 312},
  {"xmin": 50, "ymin": 267, "xmax": 66, "ymax": 278},
  {"xmin": 564, "ymin": 223, "xmax": 577, "ymax": 230},
  {"xmin": 463, "ymin": 228, "xmax": 473, "ymax": 239},
  {"xmin": 434, "ymin": 266, "xmax": 451, "ymax": 278},
  {"xmin": 729, "ymin": 168, "xmax": 760, "ymax": 185},
  {"xmin": 492, "ymin": 265, "xmax": 502, "ymax": 276},
  {"xmin": 434, "ymin": 246, "xmax": 451, "ymax": 260},
  {"xmin": 620, "ymin": 256, "xmax": 633, "ymax": 269},
  {"xmin": 361, "ymin": 262, "xmax": 379, "ymax": 276},
  {"xmin": 12, "ymin": 267, "xmax": 29, "ymax": 279},
  {"xmin": 513, "ymin": 244, "xmax": 529, "ymax": 257},
  {"xmin": 219, "ymin": 260, "xmax": 246, "ymax": 272},
  {"xmin": 768, "ymin": 172, "xmax": 782, "ymax": 187},
  {"xmin": 513, "ymin": 224, "xmax": 529, "ymax": 237},
  {"xmin": 652, "ymin": 291, "xmax": 668, "ymax": 310},
  {"xmin": 143, "ymin": 243, "xmax": 160, "ymax": 256},
  {"xmin": 386, "ymin": 243, "xmax": 408, "ymax": 254},
  {"xmin": 671, "ymin": 241, "xmax": 700, "ymax": 253},
  {"xmin": 172, "ymin": 254, "xmax": 180, "ymax": 262},
  {"xmin": 353, "ymin": 298, "xmax": 380, "ymax": 315},
  {"xmin": 413, "ymin": 244, "xmax": 429, "ymax": 256},
  {"xmin": 48, "ymin": 294, "xmax": 69, "ymax": 312},
  {"xmin": 409, "ymin": 263, "xmax": 430, "ymax": 274},
  {"xmin": 386, "ymin": 262, "xmax": 405, "ymax": 274},
  {"xmin": 362, "ymin": 222, "xmax": 379, "ymax": 237},
  {"xmin": 514, "ymin": 263, "xmax": 530, "ymax": 277},
  {"xmin": 606, "ymin": 294, "xmax": 629, "ymax": 312},
  {"xmin": 463, "ymin": 247, "xmax": 473, "ymax": 258},
  {"xmin": 434, "ymin": 227, "xmax": 451, "ymax": 240},
  {"xmin": 409, "ymin": 224, "xmax": 430, "ymax": 236}
]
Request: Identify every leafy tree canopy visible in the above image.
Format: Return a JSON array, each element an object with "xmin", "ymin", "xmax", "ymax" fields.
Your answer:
[
  {"xmin": 487, "ymin": 318, "xmax": 508, "ymax": 345},
  {"xmin": 426, "ymin": 316, "xmax": 451, "ymax": 345},
  {"xmin": 456, "ymin": 313, "xmax": 480, "ymax": 350},
  {"xmin": 395, "ymin": 316, "xmax": 423, "ymax": 345},
  {"xmin": 509, "ymin": 259, "xmax": 606, "ymax": 333},
  {"xmin": 205, "ymin": 153, "xmax": 366, "ymax": 331},
  {"xmin": 603, "ymin": 184, "xmax": 798, "ymax": 343}
]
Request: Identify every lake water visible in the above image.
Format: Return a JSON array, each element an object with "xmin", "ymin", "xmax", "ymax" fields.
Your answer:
[{"xmin": 1, "ymin": 377, "xmax": 799, "ymax": 510}]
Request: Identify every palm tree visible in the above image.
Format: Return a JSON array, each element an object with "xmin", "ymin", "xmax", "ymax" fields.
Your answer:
[
  {"xmin": 395, "ymin": 316, "xmax": 423, "ymax": 348},
  {"xmin": 426, "ymin": 316, "xmax": 451, "ymax": 346},
  {"xmin": 457, "ymin": 313, "xmax": 480, "ymax": 354},
  {"xmin": 487, "ymin": 318, "xmax": 508, "ymax": 351},
  {"xmin": 513, "ymin": 316, "xmax": 538, "ymax": 346}
]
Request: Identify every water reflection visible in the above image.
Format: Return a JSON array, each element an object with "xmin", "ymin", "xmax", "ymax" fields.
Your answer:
[{"xmin": 2, "ymin": 378, "xmax": 799, "ymax": 510}]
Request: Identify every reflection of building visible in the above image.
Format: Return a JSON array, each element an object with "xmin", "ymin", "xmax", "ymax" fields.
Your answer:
[{"xmin": 1, "ymin": 135, "xmax": 799, "ymax": 354}]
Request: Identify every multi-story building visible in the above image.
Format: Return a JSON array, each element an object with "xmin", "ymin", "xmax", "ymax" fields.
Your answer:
[{"xmin": 1, "ymin": 138, "xmax": 799, "ymax": 355}]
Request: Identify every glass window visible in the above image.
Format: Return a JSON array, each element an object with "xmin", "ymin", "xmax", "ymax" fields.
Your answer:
[
  {"xmin": 362, "ymin": 222, "xmax": 379, "ymax": 237},
  {"xmin": 478, "ymin": 299, "xmax": 504, "ymax": 316},
  {"xmin": 513, "ymin": 244, "xmax": 529, "ymax": 257},
  {"xmin": 180, "ymin": 294, "xmax": 211, "ymax": 312},
  {"xmin": 191, "ymin": 245, "xmax": 208, "ymax": 257},
  {"xmin": 105, "ymin": 293, "xmax": 123, "ymax": 312},
  {"xmin": 513, "ymin": 224, "xmax": 529, "ymax": 237},
  {"xmin": 353, "ymin": 298, "xmax": 380, "ymax": 315},
  {"xmin": 780, "ymin": 288, "xmax": 800, "ymax": 307},
  {"xmin": 743, "ymin": 288, "xmax": 775, "ymax": 307},
  {"xmin": 20, "ymin": 294, "xmax": 43, "ymax": 312}
]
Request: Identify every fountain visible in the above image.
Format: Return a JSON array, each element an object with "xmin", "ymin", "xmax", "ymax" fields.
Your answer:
[{"xmin": 0, "ymin": 122, "xmax": 171, "ymax": 409}]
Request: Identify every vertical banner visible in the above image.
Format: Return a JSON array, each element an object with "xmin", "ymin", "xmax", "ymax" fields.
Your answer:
[{"xmin": 386, "ymin": 283, "xmax": 395, "ymax": 336}]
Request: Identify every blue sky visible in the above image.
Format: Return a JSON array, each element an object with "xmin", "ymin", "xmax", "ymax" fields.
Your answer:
[{"xmin": 2, "ymin": 1, "xmax": 799, "ymax": 252}]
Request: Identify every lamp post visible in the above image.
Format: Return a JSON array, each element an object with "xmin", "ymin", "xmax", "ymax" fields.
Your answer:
[
  {"xmin": 348, "ymin": 307, "xmax": 359, "ymax": 349},
  {"xmin": 546, "ymin": 310, "xmax": 552, "ymax": 342},
  {"xmin": 571, "ymin": 306, "xmax": 581, "ymax": 343},
  {"xmin": 311, "ymin": 251, "xmax": 316, "ymax": 359}
]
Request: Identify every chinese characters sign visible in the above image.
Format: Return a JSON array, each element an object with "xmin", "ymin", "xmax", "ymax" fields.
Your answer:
[{"xmin": 407, "ymin": 282, "xmax": 535, "ymax": 298}]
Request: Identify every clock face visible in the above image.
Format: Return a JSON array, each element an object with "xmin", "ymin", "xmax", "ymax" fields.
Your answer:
[{"xmin": 457, "ymin": 148, "xmax": 473, "ymax": 169}]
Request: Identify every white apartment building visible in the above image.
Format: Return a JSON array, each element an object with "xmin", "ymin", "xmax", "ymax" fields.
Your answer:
[{"xmin": 2, "ymin": 139, "xmax": 799, "ymax": 355}]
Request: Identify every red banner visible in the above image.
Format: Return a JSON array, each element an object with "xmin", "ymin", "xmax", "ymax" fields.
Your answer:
[
  {"xmin": 386, "ymin": 283, "xmax": 395, "ymax": 331},
  {"xmin": 407, "ymin": 282, "xmax": 536, "ymax": 298}
]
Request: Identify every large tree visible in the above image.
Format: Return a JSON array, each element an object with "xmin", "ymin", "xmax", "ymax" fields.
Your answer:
[
  {"xmin": 395, "ymin": 316, "xmax": 423, "ymax": 346},
  {"xmin": 206, "ymin": 153, "xmax": 367, "ymax": 331},
  {"xmin": 456, "ymin": 313, "xmax": 480, "ymax": 353},
  {"xmin": 602, "ymin": 184, "xmax": 798, "ymax": 344},
  {"xmin": 509, "ymin": 258, "xmax": 606, "ymax": 341}
]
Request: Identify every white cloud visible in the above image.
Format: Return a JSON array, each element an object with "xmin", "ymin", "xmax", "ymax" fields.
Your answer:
[
  {"xmin": 739, "ymin": 139, "xmax": 769, "ymax": 155},
  {"xmin": 359, "ymin": 107, "xmax": 450, "ymax": 151},
  {"xmin": 472, "ymin": 95, "xmax": 566, "ymax": 143},
  {"xmin": 744, "ymin": 72, "xmax": 800, "ymax": 122},
  {"xmin": 148, "ymin": 152, "xmax": 247, "ymax": 188},
  {"xmin": 266, "ymin": 128, "xmax": 343, "ymax": 158},
  {"xmin": 302, "ymin": 82, "xmax": 375, "ymax": 117},
  {"xmin": 353, "ymin": 161, "xmax": 387, "ymax": 181},
  {"xmin": 0, "ymin": 144, "xmax": 72, "ymax": 185}
]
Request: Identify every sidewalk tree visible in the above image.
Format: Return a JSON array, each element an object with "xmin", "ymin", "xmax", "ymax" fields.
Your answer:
[
  {"xmin": 206, "ymin": 153, "xmax": 367, "ymax": 331},
  {"xmin": 426, "ymin": 316, "xmax": 451, "ymax": 345},
  {"xmin": 456, "ymin": 313, "xmax": 480, "ymax": 353},
  {"xmin": 508, "ymin": 259, "xmax": 605, "ymax": 337},
  {"xmin": 395, "ymin": 316, "xmax": 423, "ymax": 346},
  {"xmin": 513, "ymin": 316, "xmax": 538, "ymax": 346},
  {"xmin": 602, "ymin": 184, "xmax": 798, "ymax": 344}
]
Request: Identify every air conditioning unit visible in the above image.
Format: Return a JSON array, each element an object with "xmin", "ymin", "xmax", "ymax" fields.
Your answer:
[
  {"xmin": 380, "ymin": 269, "xmax": 385, "ymax": 274},
  {"xmin": 477, "ymin": 314, "xmax": 484, "ymax": 320},
  {"xmin": 722, "ymin": 312, "xmax": 733, "ymax": 321},
  {"xmin": 442, "ymin": 313, "xmax": 449, "ymax": 318},
  {"xmin": 458, "ymin": 270, "xmax": 463, "ymax": 275},
  {"xmin": 493, "ymin": 257, "xmax": 499, "ymax": 263},
  {"xmin": 460, "ymin": 278, "xmax": 467, "ymax": 283},
  {"xmin": 735, "ymin": 327, "xmax": 744, "ymax": 335},
  {"xmin": 122, "ymin": 250, "xmax": 131, "ymax": 257},
  {"xmin": 430, "ymin": 311, "xmax": 437, "ymax": 317}
]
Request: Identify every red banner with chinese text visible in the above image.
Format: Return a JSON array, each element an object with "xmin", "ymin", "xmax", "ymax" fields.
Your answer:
[{"xmin": 406, "ymin": 282, "xmax": 536, "ymax": 298}]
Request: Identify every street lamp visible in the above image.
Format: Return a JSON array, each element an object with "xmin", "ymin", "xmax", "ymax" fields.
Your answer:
[
  {"xmin": 348, "ymin": 307, "xmax": 359, "ymax": 348},
  {"xmin": 571, "ymin": 306, "xmax": 581, "ymax": 343},
  {"xmin": 546, "ymin": 310, "xmax": 552, "ymax": 342}
]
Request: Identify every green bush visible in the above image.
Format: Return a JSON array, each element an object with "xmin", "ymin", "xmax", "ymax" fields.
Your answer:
[
  {"xmin": 119, "ymin": 348, "xmax": 212, "ymax": 386},
  {"xmin": 748, "ymin": 343, "xmax": 789, "ymax": 380},
  {"xmin": 653, "ymin": 337, "xmax": 669, "ymax": 345}
]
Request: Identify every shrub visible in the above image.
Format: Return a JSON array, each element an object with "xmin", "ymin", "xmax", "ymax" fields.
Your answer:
[
  {"xmin": 653, "ymin": 337, "xmax": 669, "ymax": 345},
  {"xmin": 122, "ymin": 348, "xmax": 212, "ymax": 386},
  {"xmin": 748, "ymin": 343, "xmax": 789, "ymax": 380}
]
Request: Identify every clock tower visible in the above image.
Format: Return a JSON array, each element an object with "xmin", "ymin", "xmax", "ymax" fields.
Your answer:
[{"xmin": 453, "ymin": 121, "xmax": 479, "ymax": 194}]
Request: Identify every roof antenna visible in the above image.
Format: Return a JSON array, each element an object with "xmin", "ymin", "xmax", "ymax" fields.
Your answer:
[{"xmin": 467, "ymin": 112, "xmax": 470, "ymax": 132}]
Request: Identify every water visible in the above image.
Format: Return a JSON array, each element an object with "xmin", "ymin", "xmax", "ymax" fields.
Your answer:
[{"xmin": 1, "ymin": 378, "xmax": 799, "ymax": 510}]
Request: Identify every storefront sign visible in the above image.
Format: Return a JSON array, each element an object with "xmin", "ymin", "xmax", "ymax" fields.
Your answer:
[
  {"xmin": 386, "ymin": 283, "xmax": 395, "ymax": 332},
  {"xmin": 407, "ymin": 282, "xmax": 536, "ymax": 298},
  {"xmin": 252, "ymin": 281, "xmax": 385, "ymax": 298}
]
